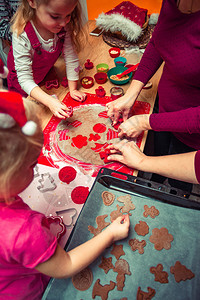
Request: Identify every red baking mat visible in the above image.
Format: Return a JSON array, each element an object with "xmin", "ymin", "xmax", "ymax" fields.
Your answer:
[{"xmin": 38, "ymin": 92, "xmax": 150, "ymax": 176}]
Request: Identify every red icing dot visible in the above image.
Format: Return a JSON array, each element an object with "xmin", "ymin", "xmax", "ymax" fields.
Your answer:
[
  {"xmin": 93, "ymin": 123, "xmax": 106, "ymax": 133},
  {"xmin": 58, "ymin": 166, "xmax": 77, "ymax": 184},
  {"xmin": 71, "ymin": 135, "xmax": 87, "ymax": 149},
  {"xmin": 71, "ymin": 186, "xmax": 89, "ymax": 204}
]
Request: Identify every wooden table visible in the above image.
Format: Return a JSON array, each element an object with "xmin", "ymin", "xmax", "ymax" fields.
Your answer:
[{"xmin": 31, "ymin": 20, "xmax": 163, "ymax": 175}]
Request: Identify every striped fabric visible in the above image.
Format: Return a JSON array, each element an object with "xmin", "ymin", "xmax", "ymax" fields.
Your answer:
[{"xmin": 0, "ymin": 0, "xmax": 19, "ymax": 41}]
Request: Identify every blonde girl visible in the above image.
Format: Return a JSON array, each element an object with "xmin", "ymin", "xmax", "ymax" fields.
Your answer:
[
  {"xmin": 0, "ymin": 91, "xmax": 130, "ymax": 299},
  {"xmin": 7, "ymin": 0, "xmax": 87, "ymax": 119}
]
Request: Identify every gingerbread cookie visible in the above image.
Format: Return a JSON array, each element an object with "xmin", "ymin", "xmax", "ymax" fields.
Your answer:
[
  {"xmin": 117, "ymin": 194, "xmax": 135, "ymax": 215},
  {"xmin": 135, "ymin": 221, "xmax": 149, "ymax": 236},
  {"xmin": 111, "ymin": 244, "xmax": 125, "ymax": 260},
  {"xmin": 72, "ymin": 267, "xmax": 93, "ymax": 291},
  {"xmin": 150, "ymin": 264, "xmax": 169, "ymax": 283},
  {"xmin": 102, "ymin": 191, "xmax": 115, "ymax": 206},
  {"xmin": 92, "ymin": 279, "xmax": 115, "ymax": 300},
  {"xmin": 110, "ymin": 204, "xmax": 123, "ymax": 222},
  {"xmin": 149, "ymin": 227, "xmax": 174, "ymax": 250},
  {"xmin": 137, "ymin": 286, "xmax": 156, "ymax": 300},
  {"xmin": 113, "ymin": 259, "xmax": 131, "ymax": 291},
  {"xmin": 88, "ymin": 214, "xmax": 110, "ymax": 237},
  {"xmin": 170, "ymin": 261, "xmax": 195, "ymax": 283},
  {"xmin": 143, "ymin": 205, "xmax": 159, "ymax": 218},
  {"xmin": 98, "ymin": 256, "xmax": 114, "ymax": 274},
  {"xmin": 129, "ymin": 238, "xmax": 146, "ymax": 254}
]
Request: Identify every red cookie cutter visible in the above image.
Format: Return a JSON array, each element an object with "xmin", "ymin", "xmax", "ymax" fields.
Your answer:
[
  {"xmin": 45, "ymin": 79, "xmax": 59, "ymax": 90},
  {"xmin": 61, "ymin": 76, "xmax": 68, "ymax": 88},
  {"xmin": 99, "ymin": 148, "xmax": 111, "ymax": 163},
  {"xmin": 95, "ymin": 86, "xmax": 106, "ymax": 98},
  {"xmin": 46, "ymin": 215, "xmax": 66, "ymax": 242},
  {"xmin": 113, "ymin": 116, "xmax": 123, "ymax": 130},
  {"xmin": 84, "ymin": 59, "xmax": 94, "ymax": 70}
]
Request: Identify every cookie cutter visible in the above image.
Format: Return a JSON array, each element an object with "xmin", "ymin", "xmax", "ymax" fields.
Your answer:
[
  {"xmin": 56, "ymin": 208, "xmax": 77, "ymax": 227},
  {"xmin": 46, "ymin": 215, "xmax": 66, "ymax": 242}
]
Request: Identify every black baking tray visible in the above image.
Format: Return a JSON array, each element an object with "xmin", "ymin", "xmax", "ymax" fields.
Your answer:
[{"xmin": 43, "ymin": 168, "xmax": 200, "ymax": 300}]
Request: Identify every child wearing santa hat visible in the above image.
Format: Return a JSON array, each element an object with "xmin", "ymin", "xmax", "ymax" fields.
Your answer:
[{"xmin": 0, "ymin": 91, "xmax": 130, "ymax": 299}]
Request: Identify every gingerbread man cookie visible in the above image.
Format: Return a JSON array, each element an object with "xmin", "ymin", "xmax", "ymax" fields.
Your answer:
[
  {"xmin": 143, "ymin": 205, "xmax": 159, "ymax": 218},
  {"xmin": 92, "ymin": 279, "xmax": 115, "ymax": 300},
  {"xmin": 149, "ymin": 227, "xmax": 174, "ymax": 250},
  {"xmin": 117, "ymin": 194, "xmax": 135, "ymax": 215},
  {"xmin": 88, "ymin": 214, "xmax": 110, "ymax": 237},
  {"xmin": 98, "ymin": 256, "xmax": 114, "ymax": 274},
  {"xmin": 170, "ymin": 261, "xmax": 195, "ymax": 283},
  {"xmin": 102, "ymin": 191, "xmax": 115, "ymax": 206},
  {"xmin": 135, "ymin": 221, "xmax": 149, "ymax": 236},
  {"xmin": 129, "ymin": 238, "xmax": 146, "ymax": 254},
  {"xmin": 150, "ymin": 264, "xmax": 169, "ymax": 283}
]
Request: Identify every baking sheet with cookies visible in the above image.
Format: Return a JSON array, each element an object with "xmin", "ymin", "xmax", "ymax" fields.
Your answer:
[{"xmin": 43, "ymin": 168, "xmax": 200, "ymax": 300}]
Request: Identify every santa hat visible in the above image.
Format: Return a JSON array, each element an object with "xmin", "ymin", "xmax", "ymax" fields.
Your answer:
[
  {"xmin": 0, "ymin": 91, "xmax": 37, "ymax": 136},
  {"xmin": 96, "ymin": 1, "xmax": 148, "ymax": 42}
]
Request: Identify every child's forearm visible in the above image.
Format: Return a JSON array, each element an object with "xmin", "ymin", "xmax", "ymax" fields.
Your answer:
[
  {"xmin": 68, "ymin": 80, "xmax": 78, "ymax": 92},
  {"xmin": 140, "ymin": 151, "xmax": 198, "ymax": 184},
  {"xmin": 30, "ymin": 86, "xmax": 54, "ymax": 106},
  {"xmin": 35, "ymin": 225, "xmax": 114, "ymax": 278},
  {"xmin": 35, "ymin": 216, "xmax": 129, "ymax": 278}
]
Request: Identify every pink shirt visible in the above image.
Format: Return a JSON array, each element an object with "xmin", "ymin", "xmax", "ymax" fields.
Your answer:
[{"xmin": 0, "ymin": 197, "xmax": 57, "ymax": 300}]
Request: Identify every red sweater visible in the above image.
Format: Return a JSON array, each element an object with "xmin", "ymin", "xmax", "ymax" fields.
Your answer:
[{"xmin": 134, "ymin": 0, "xmax": 200, "ymax": 150}]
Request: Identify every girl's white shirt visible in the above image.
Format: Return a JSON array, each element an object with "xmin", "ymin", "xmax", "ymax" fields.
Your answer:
[{"xmin": 12, "ymin": 21, "xmax": 80, "ymax": 95}]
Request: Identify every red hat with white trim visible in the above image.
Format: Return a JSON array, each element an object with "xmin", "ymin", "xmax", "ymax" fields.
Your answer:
[{"xmin": 0, "ymin": 91, "xmax": 37, "ymax": 136}]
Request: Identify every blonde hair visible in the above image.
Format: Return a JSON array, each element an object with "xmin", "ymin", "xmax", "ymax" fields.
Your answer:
[
  {"xmin": 11, "ymin": 0, "xmax": 86, "ymax": 52},
  {"xmin": 0, "ymin": 99, "xmax": 43, "ymax": 204}
]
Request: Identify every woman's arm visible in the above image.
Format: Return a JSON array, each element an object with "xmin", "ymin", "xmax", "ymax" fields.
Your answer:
[
  {"xmin": 107, "ymin": 140, "xmax": 199, "ymax": 184},
  {"xmin": 150, "ymin": 106, "xmax": 200, "ymax": 134},
  {"xmin": 106, "ymin": 32, "xmax": 163, "ymax": 126},
  {"xmin": 35, "ymin": 215, "xmax": 130, "ymax": 278}
]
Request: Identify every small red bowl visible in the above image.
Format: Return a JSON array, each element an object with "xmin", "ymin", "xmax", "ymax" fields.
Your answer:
[
  {"xmin": 94, "ymin": 72, "xmax": 107, "ymax": 84},
  {"xmin": 80, "ymin": 76, "xmax": 94, "ymax": 89},
  {"xmin": 109, "ymin": 47, "xmax": 120, "ymax": 58}
]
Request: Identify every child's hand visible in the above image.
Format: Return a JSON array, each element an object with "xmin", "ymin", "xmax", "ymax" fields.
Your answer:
[
  {"xmin": 107, "ymin": 214, "xmax": 130, "ymax": 242},
  {"xmin": 48, "ymin": 96, "xmax": 71, "ymax": 119},
  {"xmin": 70, "ymin": 89, "xmax": 86, "ymax": 102}
]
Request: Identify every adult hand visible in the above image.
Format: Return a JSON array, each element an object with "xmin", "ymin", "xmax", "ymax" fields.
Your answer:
[
  {"xmin": 106, "ymin": 94, "xmax": 135, "ymax": 125},
  {"xmin": 107, "ymin": 139, "xmax": 147, "ymax": 170},
  {"xmin": 118, "ymin": 114, "xmax": 151, "ymax": 139},
  {"xmin": 70, "ymin": 89, "xmax": 87, "ymax": 102}
]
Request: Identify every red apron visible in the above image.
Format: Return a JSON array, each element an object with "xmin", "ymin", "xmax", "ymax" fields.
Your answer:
[{"xmin": 7, "ymin": 21, "xmax": 65, "ymax": 97}]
